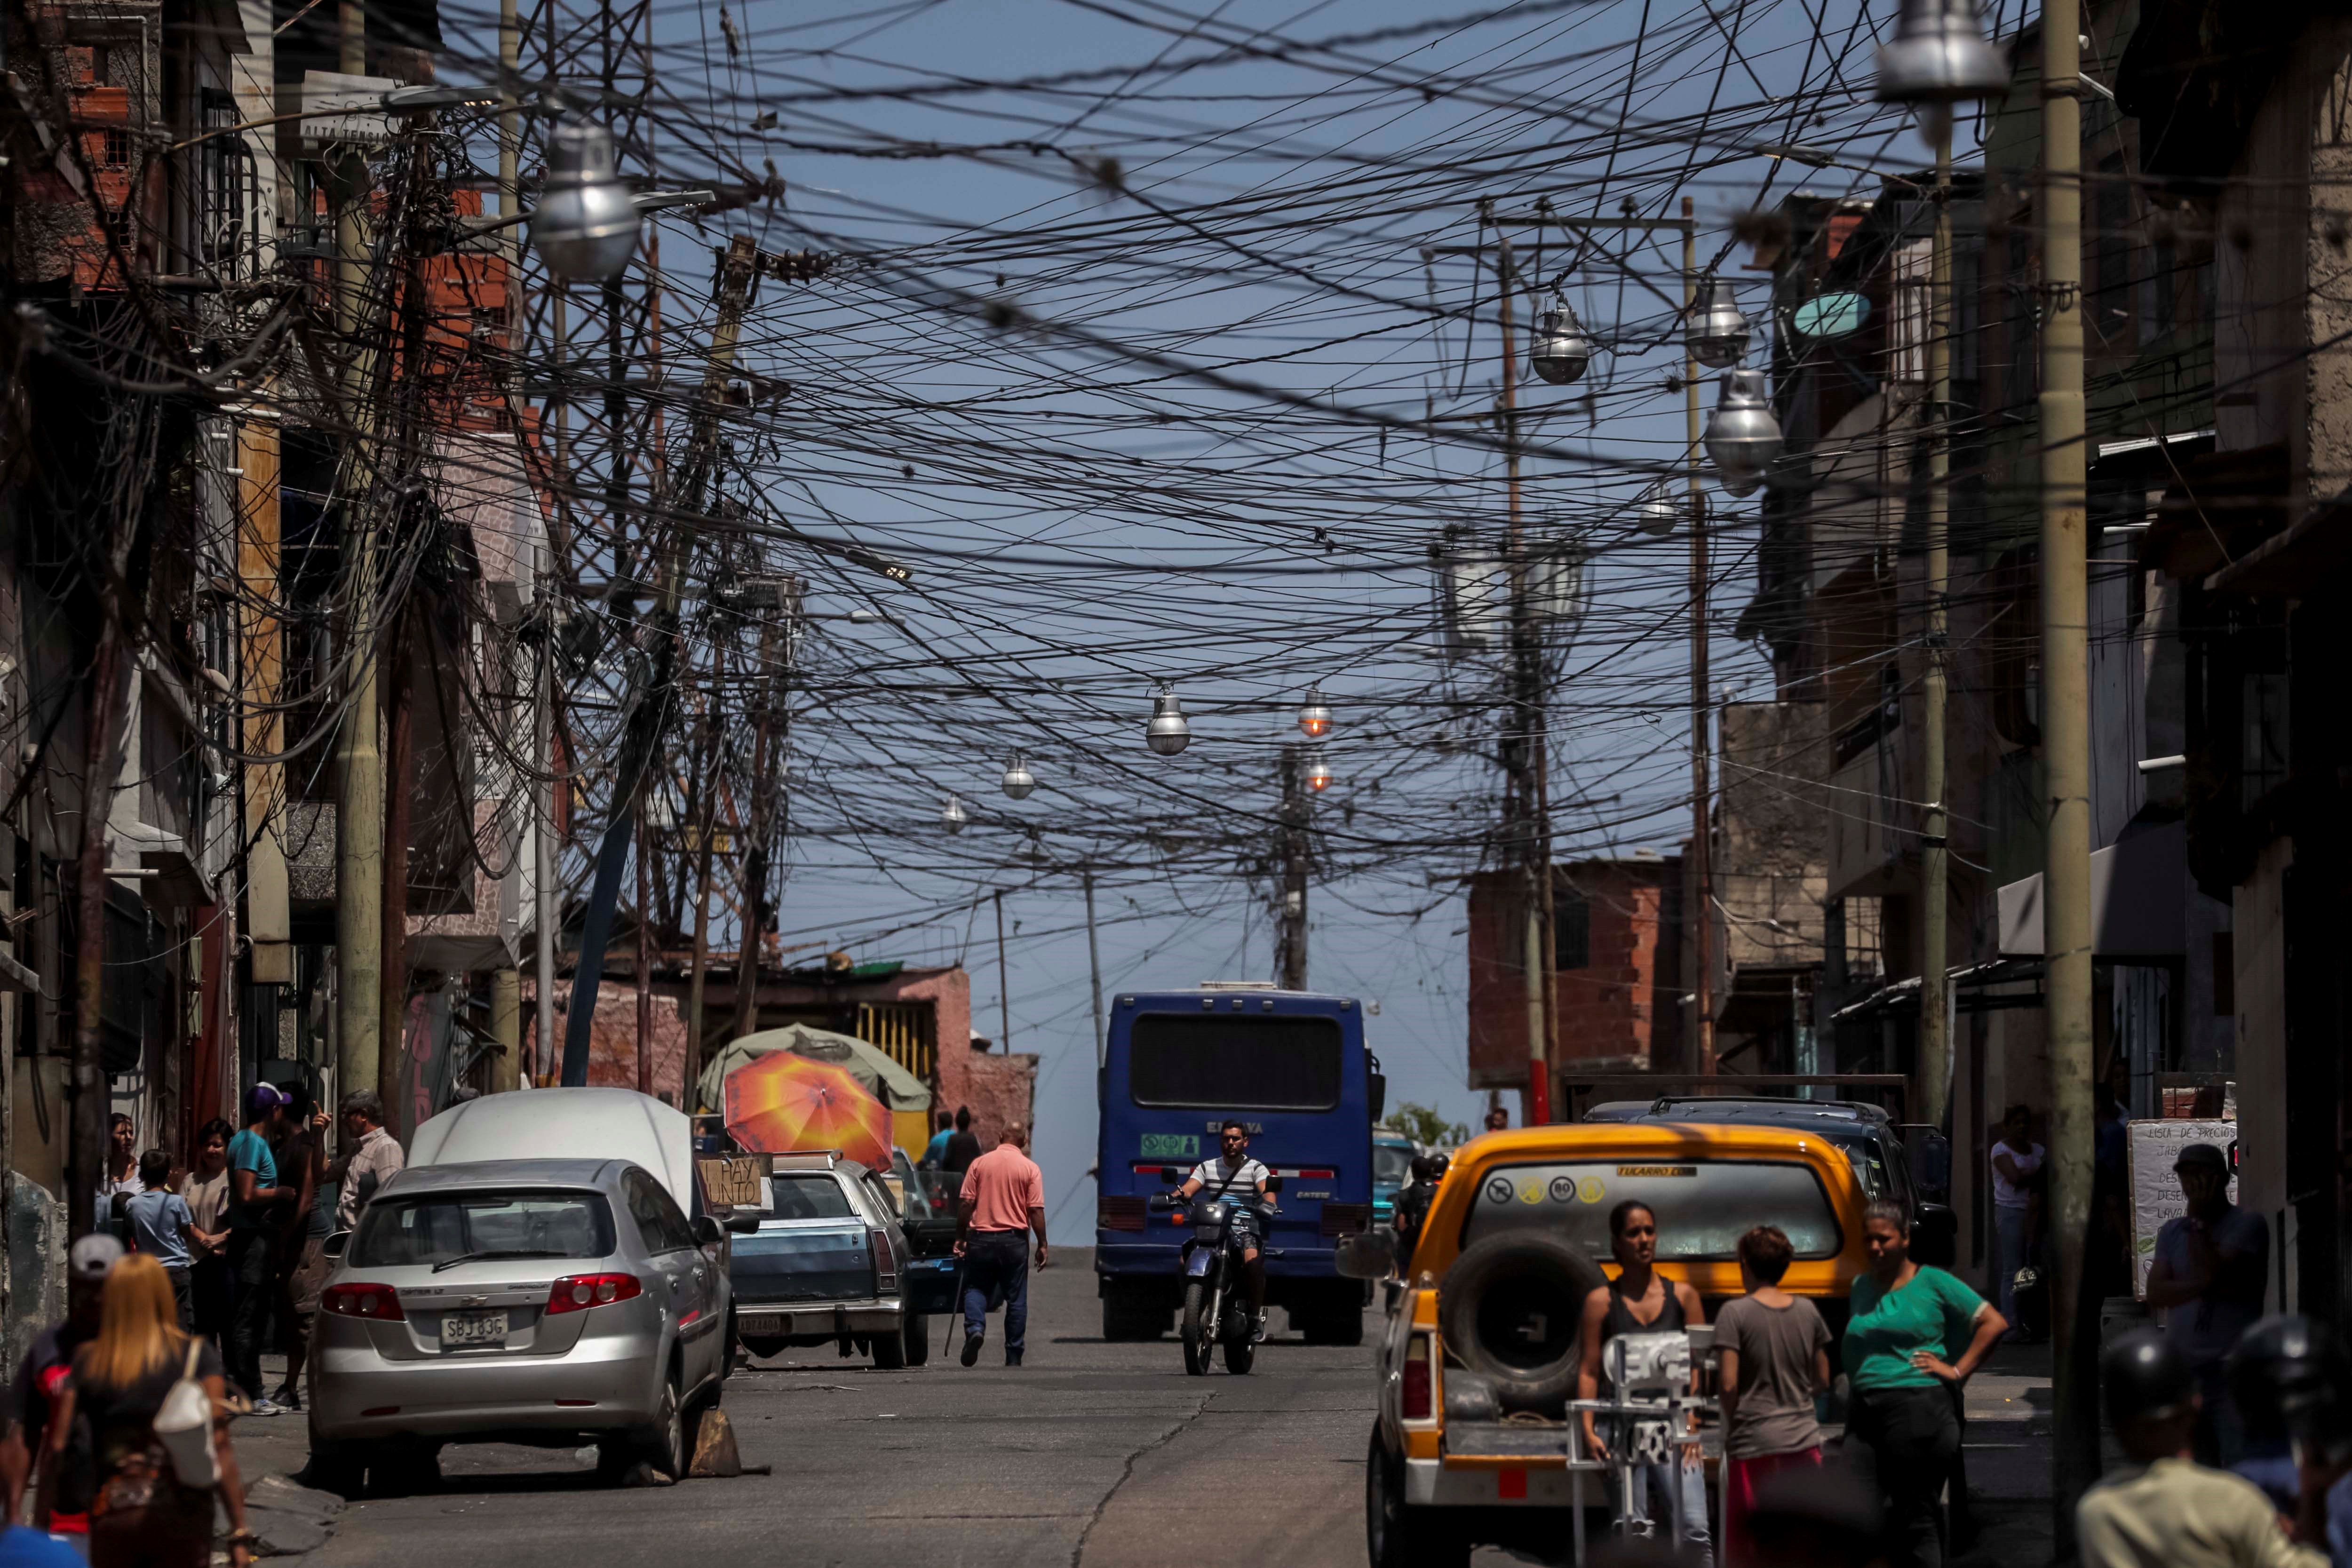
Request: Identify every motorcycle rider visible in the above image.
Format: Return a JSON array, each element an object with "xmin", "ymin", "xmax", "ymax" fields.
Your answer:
[{"xmin": 1177, "ymin": 1121, "xmax": 1272, "ymax": 1344}]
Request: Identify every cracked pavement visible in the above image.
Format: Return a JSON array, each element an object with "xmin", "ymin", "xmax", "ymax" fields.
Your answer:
[{"xmin": 230, "ymin": 1249, "xmax": 1383, "ymax": 1568}]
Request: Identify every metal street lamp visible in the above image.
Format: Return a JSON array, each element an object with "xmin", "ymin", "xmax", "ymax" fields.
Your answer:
[
  {"xmin": 1529, "ymin": 300, "xmax": 1595, "ymax": 386},
  {"xmin": 1637, "ymin": 483, "xmax": 1681, "ymax": 537},
  {"xmin": 1305, "ymin": 750, "xmax": 1333, "ymax": 792},
  {"xmin": 1297, "ymin": 687, "xmax": 1333, "ymax": 739},
  {"xmin": 529, "ymin": 118, "xmax": 640, "ymax": 283},
  {"xmin": 1686, "ymin": 277, "xmax": 1752, "ymax": 370},
  {"xmin": 942, "ymin": 795, "xmax": 968, "ymax": 835},
  {"xmin": 1703, "ymin": 368, "xmax": 1783, "ymax": 491},
  {"xmin": 1875, "ymin": 0, "xmax": 2009, "ymax": 105},
  {"xmin": 1145, "ymin": 688, "xmax": 1192, "ymax": 756},
  {"xmin": 1001, "ymin": 756, "xmax": 1037, "ymax": 800}
]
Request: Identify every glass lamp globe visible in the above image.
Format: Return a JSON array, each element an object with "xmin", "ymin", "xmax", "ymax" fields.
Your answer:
[
  {"xmin": 1703, "ymin": 369, "xmax": 1783, "ymax": 491},
  {"xmin": 530, "ymin": 118, "xmax": 641, "ymax": 283},
  {"xmin": 1686, "ymin": 277, "xmax": 1752, "ymax": 370},
  {"xmin": 1529, "ymin": 302, "xmax": 1595, "ymax": 387},
  {"xmin": 1875, "ymin": 0, "xmax": 2010, "ymax": 106},
  {"xmin": 1145, "ymin": 688, "xmax": 1191, "ymax": 756},
  {"xmin": 1001, "ymin": 756, "xmax": 1036, "ymax": 800},
  {"xmin": 1297, "ymin": 687, "xmax": 1334, "ymax": 739}
]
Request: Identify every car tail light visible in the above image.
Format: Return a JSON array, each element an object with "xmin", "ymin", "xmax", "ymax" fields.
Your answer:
[
  {"xmin": 869, "ymin": 1229, "xmax": 897, "ymax": 1292},
  {"xmin": 546, "ymin": 1273, "xmax": 644, "ymax": 1314},
  {"xmin": 322, "ymin": 1284, "xmax": 405, "ymax": 1322},
  {"xmin": 1401, "ymin": 1335, "xmax": 1432, "ymax": 1421}
]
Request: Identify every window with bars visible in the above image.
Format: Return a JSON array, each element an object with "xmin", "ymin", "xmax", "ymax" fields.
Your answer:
[{"xmin": 854, "ymin": 1002, "xmax": 935, "ymax": 1083}]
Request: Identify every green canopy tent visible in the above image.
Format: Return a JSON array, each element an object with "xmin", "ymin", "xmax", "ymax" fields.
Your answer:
[{"xmin": 697, "ymin": 1022, "xmax": 933, "ymax": 1125}]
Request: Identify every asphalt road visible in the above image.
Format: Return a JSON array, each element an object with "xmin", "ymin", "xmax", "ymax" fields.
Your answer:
[
  {"xmin": 228, "ymin": 1256, "xmax": 2058, "ymax": 1568},
  {"xmin": 236, "ymin": 1249, "xmax": 1387, "ymax": 1568}
]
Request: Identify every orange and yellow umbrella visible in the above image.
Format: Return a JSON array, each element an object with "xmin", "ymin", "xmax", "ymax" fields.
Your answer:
[{"xmin": 723, "ymin": 1051, "xmax": 892, "ymax": 1168}]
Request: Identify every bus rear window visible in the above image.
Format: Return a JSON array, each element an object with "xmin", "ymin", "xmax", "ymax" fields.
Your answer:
[
  {"xmin": 1460, "ymin": 1160, "xmax": 1841, "ymax": 1261},
  {"xmin": 1128, "ymin": 1016, "xmax": 1343, "ymax": 1110}
]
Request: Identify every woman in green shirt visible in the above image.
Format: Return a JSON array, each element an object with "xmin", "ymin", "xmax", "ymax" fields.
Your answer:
[{"xmin": 1842, "ymin": 1201, "xmax": 2008, "ymax": 1568}]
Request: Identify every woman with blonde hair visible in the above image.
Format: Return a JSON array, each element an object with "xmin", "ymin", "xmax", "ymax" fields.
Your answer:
[{"xmin": 50, "ymin": 1253, "xmax": 255, "ymax": 1568}]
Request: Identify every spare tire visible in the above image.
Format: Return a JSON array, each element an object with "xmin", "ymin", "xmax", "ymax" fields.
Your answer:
[{"xmin": 1437, "ymin": 1231, "xmax": 1607, "ymax": 1412}]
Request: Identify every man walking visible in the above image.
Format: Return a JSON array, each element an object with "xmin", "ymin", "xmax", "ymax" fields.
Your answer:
[
  {"xmin": 2146, "ymin": 1142, "xmax": 2270, "ymax": 1465},
  {"xmin": 956, "ymin": 1123, "xmax": 1048, "ymax": 1368},
  {"xmin": 124, "ymin": 1150, "xmax": 199, "ymax": 1329},
  {"xmin": 227, "ymin": 1084, "xmax": 295, "ymax": 1412},
  {"xmin": 319, "ymin": 1089, "xmax": 404, "ymax": 1231}
]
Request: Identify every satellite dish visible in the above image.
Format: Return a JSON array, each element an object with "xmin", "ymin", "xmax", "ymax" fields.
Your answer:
[{"xmin": 1791, "ymin": 291, "xmax": 1870, "ymax": 341}]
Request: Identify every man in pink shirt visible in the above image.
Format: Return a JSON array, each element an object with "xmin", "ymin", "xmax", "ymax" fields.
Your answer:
[{"xmin": 956, "ymin": 1124, "xmax": 1049, "ymax": 1368}]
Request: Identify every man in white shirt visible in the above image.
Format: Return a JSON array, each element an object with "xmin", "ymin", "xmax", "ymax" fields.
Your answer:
[{"xmin": 1176, "ymin": 1121, "xmax": 1271, "ymax": 1342}]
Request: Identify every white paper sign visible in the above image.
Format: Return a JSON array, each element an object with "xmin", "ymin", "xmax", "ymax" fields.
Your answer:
[{"xmin": 2127, "ymin": 1118, "xmax": 2238, "ymax": 1300}]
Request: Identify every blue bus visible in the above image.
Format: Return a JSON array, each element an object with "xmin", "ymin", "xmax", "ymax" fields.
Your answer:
[{"xmin": 1094, "ymin": 982, "xmax": 1384, "ymax": 1346}]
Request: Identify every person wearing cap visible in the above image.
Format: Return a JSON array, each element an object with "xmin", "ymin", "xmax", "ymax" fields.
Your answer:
[
  {"xmin": 1, "ymin": 1234, "xmax": 121, "ymax": 1542},
  {"xmin": 225, "ymin": 1084, "xmax": 295, "ymax": 1412},
  {"xmin": 2078, "ymin": 1327, "xmax": 2329, "ymax": 1568},
  {"xmin": 2147, "ymin": 1141, "xmax": 2270, "ymax": 1466}
]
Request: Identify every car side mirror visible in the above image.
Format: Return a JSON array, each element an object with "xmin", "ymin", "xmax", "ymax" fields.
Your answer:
[
  {"xmin": 723, "ymin": 1212, "xmax": 763, "ymax": 1235},
  {"xmin": 692, "ymin": 1214, "xmax": 725, "ymax": 1247},
  {"xmin": 1159, "ymin": 1166, "xmax": 1182, "ymax": 1185},
  {"xmin": 323, "ymin": 1229, "xmax": 350, "ymax": 1261},
  {"xmin": 1334, "ymin": 1228, "xmax": 1398, "ymax": 1281}
]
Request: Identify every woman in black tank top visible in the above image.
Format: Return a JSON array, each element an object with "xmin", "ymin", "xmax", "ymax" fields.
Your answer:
[{"xmin": 1575, "ymin": 1201, "xmax": 1715, "ymax": 1566}]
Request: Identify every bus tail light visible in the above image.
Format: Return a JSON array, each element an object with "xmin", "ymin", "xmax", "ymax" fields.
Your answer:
[
  {"xmin": 1401, "ymin": 1335, "xmax": 1432, "ymax": 1420},
  {"xmin": 1097, "ymin": 1195, "xmax": 1146, "ymax": 1232}
]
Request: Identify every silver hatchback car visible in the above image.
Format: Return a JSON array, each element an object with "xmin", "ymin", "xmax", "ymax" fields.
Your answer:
[{"xmin": 307, "ymin": 1157, "xmax": 747, "ymax": 1489}]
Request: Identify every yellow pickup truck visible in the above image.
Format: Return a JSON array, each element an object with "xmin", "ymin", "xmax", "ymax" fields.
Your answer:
[{"xmin": 1344, "ymin": 1121, "xmax": 1872, "ymax": 1567}]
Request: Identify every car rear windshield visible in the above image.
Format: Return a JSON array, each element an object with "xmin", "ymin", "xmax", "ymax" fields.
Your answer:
[
  {"xmin": 768, "ymin": 1173, "xmax": 857, "ymax": 1220},
  {"xmin": 350, "ymin": 1191, "xmax": 616, "ymax": 1268},
  {"xmin": 1459, "ymin": 1160, "xmax": 1841, "ymax": 1261},
  {"xmin": 1128, "ymin": 1015, "xmax": 1342, "ymax": 1110}
]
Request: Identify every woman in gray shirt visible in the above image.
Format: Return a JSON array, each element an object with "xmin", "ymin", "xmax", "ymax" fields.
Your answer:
[{"xmin": 1716, "ymin": 1225, "xmax": 1834, "ymax": 1566}]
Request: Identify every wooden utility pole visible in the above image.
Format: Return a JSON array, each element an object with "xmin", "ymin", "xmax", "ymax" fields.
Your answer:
[
  {"xmin": 2038, "ymin": 0, "xmax": 2099, "ymax": 1539},
  {"xmin": 379, "ymin": 604, "xmax": 411, "ymax": 1109},
  {"xmin": 1084, "ymin": 870, "xmax": 1105, "ymax": 1068}
]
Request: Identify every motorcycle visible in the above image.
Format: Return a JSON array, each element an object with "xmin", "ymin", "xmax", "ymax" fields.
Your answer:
[{"xmin": 1154, "ymin": 1170, "xmax": 1282, "ymax": 1376}]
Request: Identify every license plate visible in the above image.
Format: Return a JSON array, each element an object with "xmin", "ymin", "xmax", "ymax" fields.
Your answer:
[
  {"xmin": 737, "ymin": 1312, "xmax": 790, "ymax": 1336},
  {"xmin": 441, "ymin": 1310, "xmax": 509, "ymax": 1349}
]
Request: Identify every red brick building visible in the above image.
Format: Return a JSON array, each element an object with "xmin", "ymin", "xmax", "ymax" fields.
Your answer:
[{"xmin": 1466, "ymin": 857, "xmax": 1686, "ymax": 1119}]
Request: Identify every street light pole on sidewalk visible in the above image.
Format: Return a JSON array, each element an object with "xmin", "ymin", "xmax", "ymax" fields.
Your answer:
[{"xmin": 1919, "ymin": 126, "xmax": 1955, "ymax": 1133}]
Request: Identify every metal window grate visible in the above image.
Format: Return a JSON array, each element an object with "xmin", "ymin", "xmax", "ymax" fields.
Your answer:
[{"xmin": 854, "ymin": 1002, "xmax": 935, "ymax": 1082}]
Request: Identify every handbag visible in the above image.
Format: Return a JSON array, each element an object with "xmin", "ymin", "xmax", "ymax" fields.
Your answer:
[{"xmin": 152, "ymin": 1337, "xmax": 217, "ymax": 1489}]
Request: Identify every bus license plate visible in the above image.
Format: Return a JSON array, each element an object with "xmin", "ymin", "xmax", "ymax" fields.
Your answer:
[{"xmin": 441, "ymin": 1310, "xmax": 509, "ymax": 1349}]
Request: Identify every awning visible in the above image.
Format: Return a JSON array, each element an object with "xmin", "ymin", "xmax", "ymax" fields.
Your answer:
[{"xmin": 1996, "ymin": 820, "xmax": 2187, "ymax": 959}]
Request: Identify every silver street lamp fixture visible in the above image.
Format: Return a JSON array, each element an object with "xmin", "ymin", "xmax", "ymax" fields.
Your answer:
[
  {"xmin": 1001, "ymin": 756, "xmax": 1037, "ymax": 800},
  {"xmin": 529, "ymin": 118, "xmax": 640, "ymax": 283},
  {"xmin": 1703, "ymin": 368, "xmax": 1783, "ymax": 492},
  {"xmin": 1875, "ymin": 0, "xmax": 2010, "ymax": 106},
  {"xmin": 941, "ymin": 794, "xmax": 968, "ymax": 835},
  {"xmin": 1297, "ymin": 687, "xmax": 1333, "ymax": 739},
  {"xmin": 1305, "ymin": 750, "xmax": 1334, "ymax": 792},
  {"xmin": 1685, "ymin": 277, "xmax": 1752, "ymax": 370},
  {"xmin": 1145, "ymin": 687, "xmax": 1192, "ymax": 756},
  {"xmin": 1529, "ymin": 298, "xmax": 1595, "ymax": 386},
  {"xmin": 1637, "ymin": 483, "xmax": 1682, "ymax": 538}
]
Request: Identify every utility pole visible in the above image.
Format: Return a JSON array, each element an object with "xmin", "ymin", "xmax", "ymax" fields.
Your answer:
[
  {"xmin": 535, "ymin": 628, "xmax": 557, "ymax": 1084},
  {"xmin": 1493, "ymin": 226, "xmax": 1552, "ymax": 1124},
  {"xmin": 1682, "ymin": 197, "xmax": 1715, "ymax": 1079},
  {"xmin": 1275, "ymin": 747, "xmax": 1308, "ymax": 990},
  {"xmin": 332, "ymin": 0, "xmax": 383, "ymax": 1125},
  {"xmin": 729, "ymin": 613, "xmax": 788, "ymax": 1048},
  {"xmin": 683, "ymin": 645, "xmax": 726, "ymax": 1105},
  {"xmin": 2039, "ymin": 3, "xmax": 2099, "ymax": 1541},
  {"xmin": 993, "ymin": 890, "xmax": 1011, "ymax": 1049},
  {"xmin": 1084, "ymin": 869, "xmax": 1105, "ymax": 1069},
  {"xmin": 1919, "ymin": 129, "xmax": 1955, "ymax": 1130},
  {"xmin": 561, "ymin": 236, "xmax": 760, "ymax": 1084}
]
